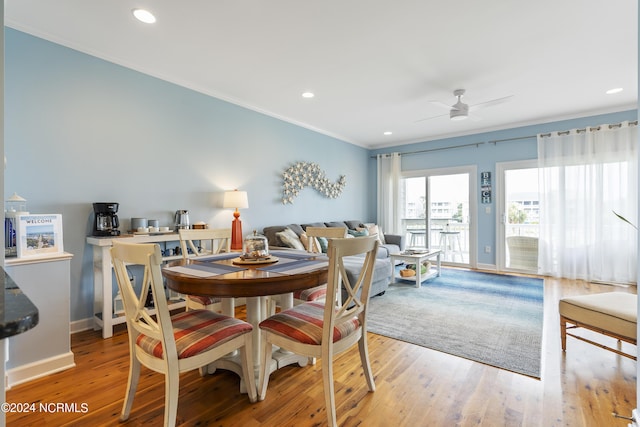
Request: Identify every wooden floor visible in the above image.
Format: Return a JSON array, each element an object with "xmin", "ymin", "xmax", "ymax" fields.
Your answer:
[{"xmin": 6, "ymin": 275, "xmax": 637, "ymax": 426}]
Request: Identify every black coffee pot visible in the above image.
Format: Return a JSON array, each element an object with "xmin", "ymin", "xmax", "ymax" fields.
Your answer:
[{"xmin": 93, "ymin": 202, "xmax": 121, "ymax": 236}]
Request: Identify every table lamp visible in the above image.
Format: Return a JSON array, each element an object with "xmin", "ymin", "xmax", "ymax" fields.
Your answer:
[{"xmin": 223, "ymin": 190, "xmax": 249, "ymax": 250}]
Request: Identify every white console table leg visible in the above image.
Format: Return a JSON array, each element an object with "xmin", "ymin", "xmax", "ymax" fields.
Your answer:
[{"xmin": 93, "ymin": 245, "xmax": 114, "ymax": 339}]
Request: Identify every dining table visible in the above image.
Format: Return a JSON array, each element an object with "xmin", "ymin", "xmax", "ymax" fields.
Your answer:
[{"xmin": 161, "ymin": 249, "xmax": 329, "ymax": 392}]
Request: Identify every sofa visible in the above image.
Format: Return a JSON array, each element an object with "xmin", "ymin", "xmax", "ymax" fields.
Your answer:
[{"xmin": 262, "ymin": 220, "xmax": 405, "ymax": 301}]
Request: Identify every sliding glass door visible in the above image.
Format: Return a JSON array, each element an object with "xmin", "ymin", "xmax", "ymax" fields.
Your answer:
[
  {"xmin": 496, "ymin": 160, "xmax": 540, "ymax": 272},
  {"xmin": 401, "ymin": 166, "xmax": 477, "ymax": 267}
]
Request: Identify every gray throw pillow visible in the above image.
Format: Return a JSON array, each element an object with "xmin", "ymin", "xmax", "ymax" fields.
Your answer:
[{"xmin": 276, "ymin": 227, "xmax": 305, "ymax": 250}]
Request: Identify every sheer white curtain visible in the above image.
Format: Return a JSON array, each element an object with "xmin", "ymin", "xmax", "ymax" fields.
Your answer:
[
  {"xmin": 537, "ymin": 121, "xmax": 638, "ymax": 283},
  {"xmin": 377, "ymin": 153, "xmax": 401, "ymax": 235}
]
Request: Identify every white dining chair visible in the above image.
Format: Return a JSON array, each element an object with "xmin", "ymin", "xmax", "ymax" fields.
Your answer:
[
  {"xmin": 111, "ymin": 241, "xmax": 256, "ymax": 427},
  {"xmin": 257, "ymin": 235, "xmax": 379, "ymax": 427},
  {"xmin": 178, "ymin": 228, "xmax": 232, "ymax": 312},
  {"xmin": 292, "ymin": 226, "xmax": 347, "ymax": 304}
]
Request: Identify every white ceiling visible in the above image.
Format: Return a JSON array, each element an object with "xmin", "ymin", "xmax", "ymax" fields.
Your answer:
[{"xmin": 5, "ymin": 0, "xmax": 638, "ymax": 149}]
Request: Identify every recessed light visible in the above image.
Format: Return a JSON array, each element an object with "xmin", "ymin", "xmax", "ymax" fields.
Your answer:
[
  {"xmin": 606, "ymin": 87, "xmax": 623, "ymax": 95},
  {"xmin": 384, "ymin": 131, "xmax": 393, "ymax": 135},
  {"xmin": 132, "ymin": 9, "xmax": 156, "ymax": 24},
  {"xmin": 301, "ymin": 92, "xmax": 315, "ymax": 98}
]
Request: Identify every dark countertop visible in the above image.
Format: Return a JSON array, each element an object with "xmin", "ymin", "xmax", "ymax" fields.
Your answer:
[{"xmin": 0, "ymin": 267, "xmax": 38, "ymax": 339}]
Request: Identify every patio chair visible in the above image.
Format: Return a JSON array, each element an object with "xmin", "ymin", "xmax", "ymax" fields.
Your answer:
[{"xmin": 506, "ymin": 235, "xmax": 539, "ymax": 270}]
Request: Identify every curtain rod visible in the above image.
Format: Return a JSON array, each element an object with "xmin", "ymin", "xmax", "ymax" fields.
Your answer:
[
  {"xmin": 374, "ymin": 119, "xmax": 638, "ymax": 156},
  {"xmin": 490, "ymin": 120, "xmax": 638, "ymax": 143},
  {"xmin": 538, "ymin": 120, "xmax": 637, "ymax": 138},
  {"xmin": 371, "ymin": 141, "xmax": 484, "ymax": 158},
  {"xmin": 487, "ymin": 135, "xmax": 536, "ymax": 145}
]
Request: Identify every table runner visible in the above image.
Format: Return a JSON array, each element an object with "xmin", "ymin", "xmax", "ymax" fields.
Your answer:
[
  {"xmin": 269, "ymin": 250, "xmax": 324, "ymax": 260},
  {"xmin": 164, "ymin": 263, "xmax": 246, "ymax": 278},
  {"xmin": 192, "ymin": 253, "xmax": 239, "ymax": 262},
  {"xmin": 168, "ymin": 250, "xmax": 328, "ymax": 277},
  {"xmin": 258, "ymin": 258, "xmax": 328, "ymax": 274}
]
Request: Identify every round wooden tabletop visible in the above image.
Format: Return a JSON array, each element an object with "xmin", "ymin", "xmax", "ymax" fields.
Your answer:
[{"xmin": 162, "ymin": 257, "xmax": 329, "ymax": 298}]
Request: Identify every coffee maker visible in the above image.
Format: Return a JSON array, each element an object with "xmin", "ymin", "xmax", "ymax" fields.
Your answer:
[{"xmin": 93, "ymin": 202, "xmax": 120, "ymax": 236}]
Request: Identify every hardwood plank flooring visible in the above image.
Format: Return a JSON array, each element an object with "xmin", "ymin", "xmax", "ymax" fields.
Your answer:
[{"xmin": 6, "ymin": 275, "xmax": 637, "ymax": 426}]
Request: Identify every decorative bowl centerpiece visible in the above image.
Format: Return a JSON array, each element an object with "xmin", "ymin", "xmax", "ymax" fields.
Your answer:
[
  {"xmin": 243, "ymin": 230, "xmax": 269, "ymax": 259},
  {"xmin": 233, "ymin": 230, "xmax": 278, "ymax": 265}
]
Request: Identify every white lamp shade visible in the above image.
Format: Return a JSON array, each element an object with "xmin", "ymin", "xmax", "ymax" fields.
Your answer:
[{"xmin": 223, "ymin": 190, "xmax": 249, "ymax": 209}]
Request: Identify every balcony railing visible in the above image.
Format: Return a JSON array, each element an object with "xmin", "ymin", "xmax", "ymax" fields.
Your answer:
[
  {"xmin": 401, "ymin": 218, "xmax": 469, "ymax": 263},
  {"xmin": 400, "ymin": 219, "xmax": 539, "ymax": 266},
  {"xmin": 505, "ymin": 223, "xmax": 539, "ymax": 238}
]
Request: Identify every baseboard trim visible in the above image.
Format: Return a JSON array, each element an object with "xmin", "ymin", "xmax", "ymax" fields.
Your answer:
[
  {"xmin": 6, "ymin": 351, "xmax": 75, "ymax": 388},
  {"xmin": 70, "ymin": 317, "xmax": 94, "ymax": 334},
  {"xmin": 476, "ymin": 263, "xmax": 497, "ymax": 271}
]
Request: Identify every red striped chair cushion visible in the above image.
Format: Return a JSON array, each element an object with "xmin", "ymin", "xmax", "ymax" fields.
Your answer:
[
  {"xmin": 293, "ymin": 285, "xmax": 327, "ymax": 302},
  {"xmin": 188, "ymin": 295, "xmax": 221, "ymax": 306},
  {"xmin": 136, "ymin": 310, "xmax": 252, "ymax": 359},
  {"xmin": 259, "ymin": 302, "xmax": 360, "ymax": 345}
]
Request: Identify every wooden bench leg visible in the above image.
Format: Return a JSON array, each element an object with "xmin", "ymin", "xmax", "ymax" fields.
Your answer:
[
  {"xmin": 560, "ymin": 316, "xmax": 567, "ymax": 351},
  {"xmin": 559, "ymin": 314, "xmax": 637, "ymax": 360}
]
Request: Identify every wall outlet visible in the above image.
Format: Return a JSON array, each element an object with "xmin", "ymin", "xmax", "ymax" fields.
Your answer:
[
  {"xmin": 484, "ymin": 245, "xmax": 491, "ymax": 253},
  {"xmin": 114, "ymin": 292, "xmax": 124, "ymax": 315}
]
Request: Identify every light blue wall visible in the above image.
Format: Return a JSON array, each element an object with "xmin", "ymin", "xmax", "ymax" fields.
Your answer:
[
  {"xmin": 4, "ymin": 29, "xmax": 371, "ymax": 322},
  {"xmin": 369, "ymin": 110, "xmax": 638, "ymax": 265},
  {"xmin": 5, "ymin": 28, "xmax": 638, "ymax": 324}
]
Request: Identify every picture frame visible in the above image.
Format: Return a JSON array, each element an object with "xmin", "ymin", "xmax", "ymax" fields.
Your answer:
[
  {"xmin": 16, "ymin": 214, "xmax": 64, "ymax": 258},
  {"xmin": 481, "ymin": 171, "xmax": 492, "ymax": 204}
]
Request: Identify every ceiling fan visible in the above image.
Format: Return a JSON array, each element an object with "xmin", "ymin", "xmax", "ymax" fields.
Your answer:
[{"xmin": 417, "ymin": 89, "xmax": 514, "ymax": 122}]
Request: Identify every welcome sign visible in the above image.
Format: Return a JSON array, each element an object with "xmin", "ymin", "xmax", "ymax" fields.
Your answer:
[{"xmin": 16, "ymin": 214, "xmax": 64, "ymax": 258}]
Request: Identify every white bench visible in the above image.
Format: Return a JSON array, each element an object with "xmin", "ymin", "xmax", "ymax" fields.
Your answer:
[{"xmin": 559, "ymin": 292, "xmax": 637, "ymax": 360}]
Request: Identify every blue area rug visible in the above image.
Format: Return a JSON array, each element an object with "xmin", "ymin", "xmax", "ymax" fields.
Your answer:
[{"xmin": 367, "ymin": 268, "xmax": 544, "ymax": 378}]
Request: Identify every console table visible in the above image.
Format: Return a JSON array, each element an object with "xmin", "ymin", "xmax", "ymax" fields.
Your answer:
[{"xmin": 87, "ymin": 233, "xmax": 186, "ymax": 338}]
